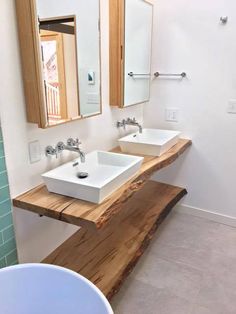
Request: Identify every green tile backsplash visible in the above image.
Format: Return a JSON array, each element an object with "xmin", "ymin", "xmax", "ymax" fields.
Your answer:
[
  {"xmin": 0, "ymin": 171, "xmax": 8, "ymax": 187},
  {"xmin": 0, "ymin": 200, "xmax": 12, "ymax": 217},
  {"xmin": 0, "ymin": 186, "xmax": 10, "ymax": 203},
  {"xmin": 0, "ymin": 157, "xmax": 6, "ymax": 173},
  {"xmin": 0, "ymin": 142, "xmax": 4, "ymax": 158},
  {"xmin": 0, "ymin": 128, "xmax": 18, "ymax": 267}
]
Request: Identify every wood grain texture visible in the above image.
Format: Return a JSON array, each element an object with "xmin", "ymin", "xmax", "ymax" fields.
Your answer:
[
  {"xmin": 109, "ymin": 0, "xmax": 124, "ymax": 107},
  {"xmin": 13, "ymin": 185, "xmax": 75, "ymax": 220},
  {"xmin": 13, "ymin": 139, "xmax": 191, "ymax": 230},
  {"xmin": 43, "ymin": 181, "xmax": 187, "ymax": 299},
  {"xmin": 15, "ymin": 0, "xmax": 47, "ymax": 128}
]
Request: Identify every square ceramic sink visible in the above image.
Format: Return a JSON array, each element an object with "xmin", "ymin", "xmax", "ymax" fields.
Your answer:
[
  {"xmin": 42, "ymin": 151, "xmax": 143, "ymax": 204},
  {"xmin": 118, "ymin": 129, "xmax": 181, "ymax": 156}
]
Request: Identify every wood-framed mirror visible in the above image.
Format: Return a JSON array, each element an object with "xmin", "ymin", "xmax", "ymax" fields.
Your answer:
[
  {"xmin": 110, "ymin": 0, "xmax": 153, "ymax": 108},
  {"xmin": 15, "ymin": 0, "xmax": 102, "ymax": 128}
]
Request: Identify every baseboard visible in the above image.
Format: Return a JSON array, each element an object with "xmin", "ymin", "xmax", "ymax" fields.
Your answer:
[{"xmin": 174, "ymin": 204, "xmax": 236, "ymax": 228}]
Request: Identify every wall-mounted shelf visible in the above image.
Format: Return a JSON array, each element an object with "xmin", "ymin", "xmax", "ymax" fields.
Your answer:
[
  {"xmin": 43, "ymin": 180, "xmax": 187, "ymax": 299},
  {"xmin": 13, "ymin": 139, "xmax": 191, "ymax": 231}
]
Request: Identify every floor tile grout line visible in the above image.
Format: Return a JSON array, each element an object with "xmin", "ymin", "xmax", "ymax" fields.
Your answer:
[
  {"xmin": 148, "ymin": 253, "xmax": 208, "ymax": 274},
  {"xmin": 113, "ymin": 276, "xmax": 202, "ymax": 312}
]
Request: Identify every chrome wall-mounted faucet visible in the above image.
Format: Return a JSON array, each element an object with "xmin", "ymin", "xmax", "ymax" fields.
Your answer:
[
  {"xmin": 117, "ymin": 117, "xmax": 143, "ymax": 134},
  {"xmin": 57, "ymin": 138, "xmax": 85, "ymax": 163},
  {"xmin": 45, "ymin": 137, "xmax": 85, "ymax": 163}
]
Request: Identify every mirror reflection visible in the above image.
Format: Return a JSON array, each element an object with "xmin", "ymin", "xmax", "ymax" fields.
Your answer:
[
  {"xmin": 36, "ymin": 0, "xmax": 101, "ymax": 127},
  {"xmin": 124, "ymin": 0, "xmax": 153, "ymax": 107},
  {"xmin": 39, "ymin": 17, "xmax": 79, "ymax": 125}
]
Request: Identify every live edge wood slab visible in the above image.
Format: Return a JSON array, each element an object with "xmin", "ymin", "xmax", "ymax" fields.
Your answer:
[
  {"xmin": 13, "ymin": 139, "xmax": 191, "ymax": 299},
  {"xmin": 13, "ymin": 139, "xmax": 191, "ymax": 231},
  {"xmin": 43, "ymin": 181, "xmax": 187, "ymax": 299}
]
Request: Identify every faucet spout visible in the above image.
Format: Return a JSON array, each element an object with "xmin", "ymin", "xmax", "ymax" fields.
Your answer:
[
  {"xmin": 66, "ymin": 138, "xmax": 85, "ymax": 163},
  {"xmin": 64, "ymin": 146, "xmax": 86, "ymax": 163},
  {"xmin": 117, "ymin": 117, "xmax": 143, "ymax": 134},
  {"xmin": 79, "ymin": 151, "xmax": 86, "ymax": 163},
  {"xmin": 55, "ymin": 138, "xmax": 86, "ymax": 163},
  {"xmin": 138, "ymin": 124, "xmax": 143, "ymax": 134}
]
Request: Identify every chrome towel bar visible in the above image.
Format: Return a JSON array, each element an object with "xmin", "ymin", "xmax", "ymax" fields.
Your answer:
[
  {"xmin": 154, "ymin": 72, "xmax": 187, "ymax": 78},
  {"xmin": 128, "ymin": 71, "xmax": 187, "ymax": 78}
]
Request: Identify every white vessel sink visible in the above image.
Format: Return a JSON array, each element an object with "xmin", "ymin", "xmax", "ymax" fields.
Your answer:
[
  {"xmin": 118, "ymin": 129, "xmax": 181, "ymax": 157},
  {"xmin": 42, "ymin": 151, "xmax": 143, "ymax": 204}
]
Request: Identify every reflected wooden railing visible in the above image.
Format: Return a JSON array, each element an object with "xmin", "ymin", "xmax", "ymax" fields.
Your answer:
[{"xmin": 45, "ymin": 83, "xmax": 60, "ymax": 119}]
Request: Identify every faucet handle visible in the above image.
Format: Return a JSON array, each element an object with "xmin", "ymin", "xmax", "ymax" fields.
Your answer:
[
  {"xmin": 67, "ymin": 137, "xmax": 81, "ymax": 147},
  {"xmin": 56, "ymin": 141, "xmax": 65, "ymax": 154},
  {"xmin": 117, "ymin": 120, "xmax": 126, "ymax": 130},
  {"xmin": 75, "ymin": 138, "xmax": 82, "ymax": 146},
  {"xmin": 45, "ymin": 145, "xmax": 58, "ymax": 158},
  {"xmin": 67, "ymin": 138, "xmax": 74, "ymax": 147}
]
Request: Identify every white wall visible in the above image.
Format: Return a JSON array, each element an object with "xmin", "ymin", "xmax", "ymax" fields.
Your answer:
[
  {"xmin": 144, "ymin": 0, "xmax": 236, "ymax": 217},
  {"xmin": 0, "ymin": 0, "xmax": 143, "ymax": 262},
  {"xmin": 63, "ymin": 32, "xmax": 79, "ymax": 118}
]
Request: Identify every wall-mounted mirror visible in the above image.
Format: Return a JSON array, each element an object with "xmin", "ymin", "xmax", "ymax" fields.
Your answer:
[
  {"xmin": 15, "ymin": 0, "xmax": 101, "ymax": 128},
  {"xmin": 39, "ymin": 17, "xmax": 79, "ymax": 125},
  {"xmin": 110, "ymin": 0, "xmax": 153, "ymax": 108}
]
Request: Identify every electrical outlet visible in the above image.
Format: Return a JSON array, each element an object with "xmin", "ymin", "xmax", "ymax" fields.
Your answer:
[
  {"xmin": 227, "ymin": 100, "xmax": 236, "ymax": 114},
  {"xmin": 28, "ymin": 140, "xmax": 41, "ymax": 163},
  {"xmin": 165, "ymin": 108, "xmax": 179, "ymax": 122}
]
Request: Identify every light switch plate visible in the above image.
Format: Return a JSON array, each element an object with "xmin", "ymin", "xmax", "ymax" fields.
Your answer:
[
  {"xmin": 165, "ymin": 108, "xmax": 179, "ymax": 122},
  {"xmin": 227, "ymin": 100, "xmax": 236, "ymax": 114},
  {"xmin": 88, "ymin": 71, "xmax": 95, "ymax": 85},
  {"xmin": 29, "ymin": 140, "xmax": 41, "ymax": 163}
]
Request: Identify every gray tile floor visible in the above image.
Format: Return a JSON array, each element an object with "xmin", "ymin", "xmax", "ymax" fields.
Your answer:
[{"xmin": 111, "ymin": 211, "xmax": 236, "ymax": 314}]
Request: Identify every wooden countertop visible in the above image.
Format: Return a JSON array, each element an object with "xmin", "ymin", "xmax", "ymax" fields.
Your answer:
[{"xmin": 13, "ymin": 139, "xmax": 191, "ymax": 230}]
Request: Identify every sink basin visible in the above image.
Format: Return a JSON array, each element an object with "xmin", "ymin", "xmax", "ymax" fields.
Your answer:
[
  {"xmin": 42, "ymin": 151, "xmax": 143, "ymax": 204},
  {"xmin": 118, "ymin": 129, "xmax": 181, "ymax": 156}
]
